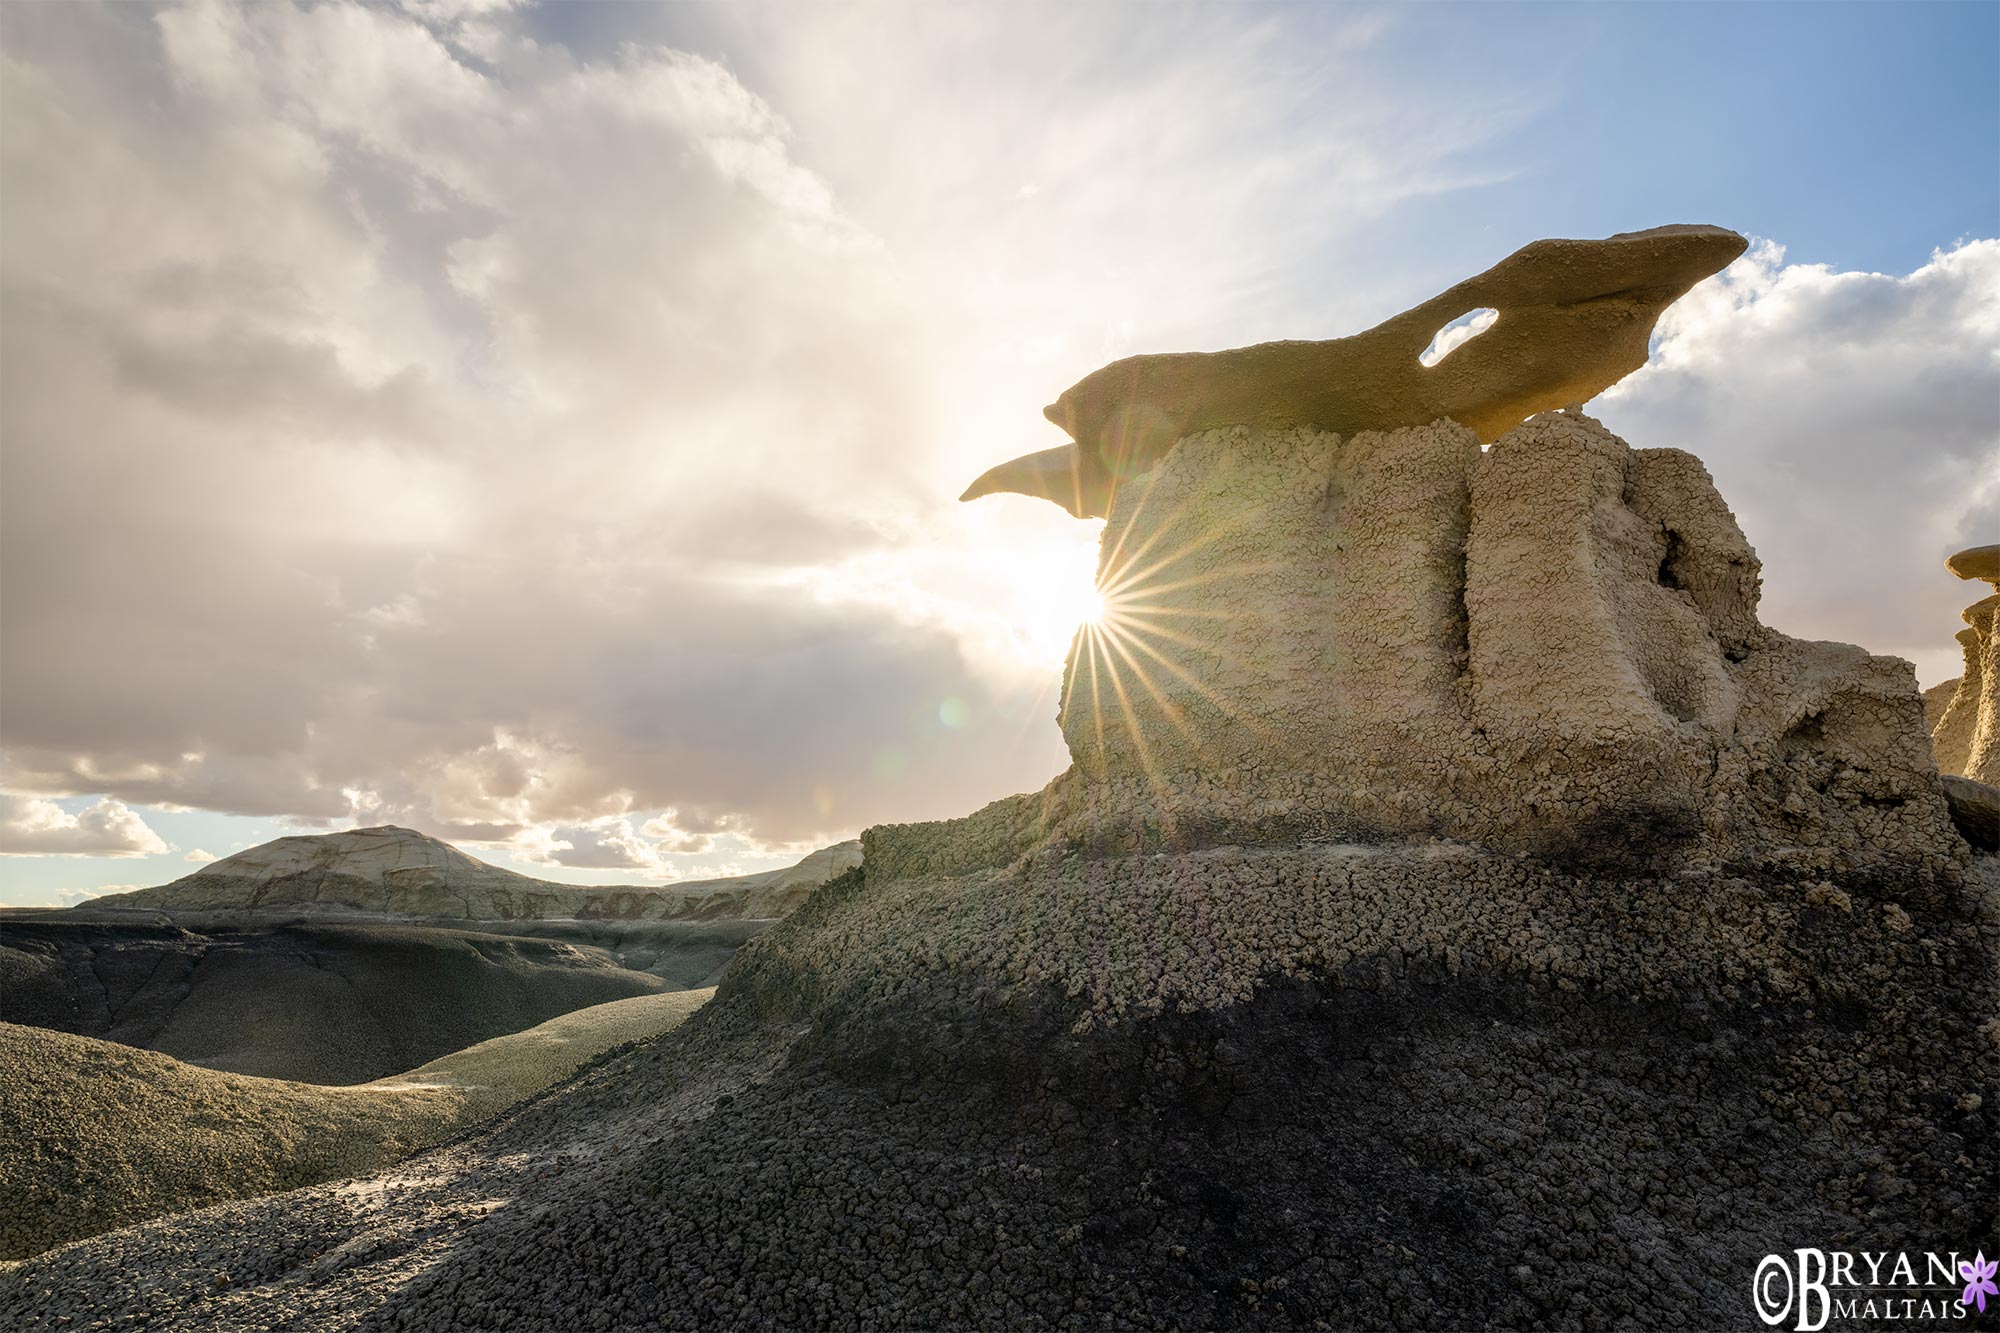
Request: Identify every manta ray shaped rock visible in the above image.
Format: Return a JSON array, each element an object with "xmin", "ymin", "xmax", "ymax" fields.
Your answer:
[{"xmin": 962, "ymin": 223, "xmax": 1747, "ymax": 517}]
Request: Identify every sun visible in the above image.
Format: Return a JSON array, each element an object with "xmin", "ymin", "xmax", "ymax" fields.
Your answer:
[
  {"xmin": 1014, "ymin": 565, "xmax": 1105, "ymax": 666},
  {"xmin": 1045, "ymin": 559, "xmax": 1110, "ymax": 645},
  {"xmin": 1074, "ymin": 582, "xmax": 1107, "ymax": 628},
  {"xmin": 988, "ymin": 526, "xmax": 1107, "ymax": 666}
]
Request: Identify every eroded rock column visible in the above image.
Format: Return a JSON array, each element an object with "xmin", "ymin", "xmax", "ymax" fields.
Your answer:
[
  {"xmin": 1932, "ymin": 544, "xmax": 2000, "ymax": 783},
  {"xmin": 1055, "ymin": 410, "xmax": 1963, "ymax": 878}
]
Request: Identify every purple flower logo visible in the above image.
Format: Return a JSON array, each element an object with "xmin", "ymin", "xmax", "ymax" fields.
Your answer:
[{"xmin": 1962, "ymin": 1251, "xmax": 1999, "ymax": 1313}]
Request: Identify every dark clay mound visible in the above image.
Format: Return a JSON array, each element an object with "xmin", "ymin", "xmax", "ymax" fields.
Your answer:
[
  {"xmin": 0, "ymin": 916, "xmax": 665, "ymax": 1084},
  {"xmin": 385, "ymin": 965, "xmax": 1988, "ymax": 1327}
]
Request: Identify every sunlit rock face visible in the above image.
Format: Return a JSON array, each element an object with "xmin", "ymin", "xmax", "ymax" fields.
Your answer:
[
  {"xmin": 1926, "ymin": 676, "xmax": 1962, "ymax": 733},
  {"xmin": 1932, "ymin": 544, "xmax": 2000, "ymax": 785},
  {"xmin": 1054, "ymin": 410, "xmax": 1962, "ymax": 881}
]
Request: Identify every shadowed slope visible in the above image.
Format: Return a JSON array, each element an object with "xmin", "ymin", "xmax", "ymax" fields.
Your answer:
[{"xmin": 0, "ymin": 919, "xmax": 668, "ymax": 1084}]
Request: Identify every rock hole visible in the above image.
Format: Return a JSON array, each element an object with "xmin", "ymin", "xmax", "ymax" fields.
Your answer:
[{"xmin": 1418, "ymin": 308, "xmax": 1498, "ymax": 368}]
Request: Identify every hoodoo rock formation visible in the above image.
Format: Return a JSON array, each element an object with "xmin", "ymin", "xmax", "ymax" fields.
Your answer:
[
  {"xmin": 1035, "ymin": 410, "xmax": 1961, "ymax": 881},
  {"xmin": 1931, "ymin": 544, "xmax": 2000, "ymax": 851},
  {"xmin": 7, "ymin": 230, "xmax": 1993, "ymax": 1331},
  {"xmin": 1933, "ymin": 543, "xmax": 2000, "ymax": 785}
]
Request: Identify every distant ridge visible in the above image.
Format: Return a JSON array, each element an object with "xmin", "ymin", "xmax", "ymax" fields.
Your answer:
[{"xmin": 85, "ymin": 825, "xmax": 862, "ymax": 923}]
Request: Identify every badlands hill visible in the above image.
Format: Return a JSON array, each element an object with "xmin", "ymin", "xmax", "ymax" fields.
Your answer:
[
  {"xmin": 0, "ymin": 989, "xmax": 710, "ymax": 1259},
  {"xmin": 0, "ymin": 917, "xmax": 668, "ymax": 1084},
  {"xmin": 6, "ymin": 227, "xmax": 1993, "ymax": 1330},
  {"xmin": 88, "ymin": 825, "xmax": 863, "ymax": 923},
  {"xmin": 2, "ymin": 829, "xmax": 859, "ymax": 1082}
]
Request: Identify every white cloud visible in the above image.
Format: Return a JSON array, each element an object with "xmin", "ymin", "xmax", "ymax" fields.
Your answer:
[
  {"xmin": 1599, "ymin": 239, "xmax": 2000, "ymax": 687},
  {"xmin": 1, "ymin": 0, "xmax": 1512, "ymax": 846},
  {"xmin": 513, "ymin": 815, "xmax": 689, "ymax": 876},
  {"xmin": 21, "ymin": 4, "xmax": 1978, "ymax": 853},
  {"xmin": 184, "ymin": 847, "xmax": 219, "ymax": 863},
  {"xmin": 503, "ymin": 808, "xmax": 812, "ymax": 880},
  {"xmin": 0, "ymin": 795, "xmax": 169, "ymax": 857},
  {"xmin": 638, "ymin": 811, "xmax": 718, "ymax": 854},
  {"xmin": 531, "ymin": 820, "xmax": 658, "ymax": 872},
  {"xmin": 1418, "ymin": 307, "xmax": 1497, "ymax": 368},
  {"xmin": 398, "ymin": 0, "xmax": 524, "ymax": 24},
  {"xmin": 54, "ymin": 883, "xmax": 140, "ymax": 907}
]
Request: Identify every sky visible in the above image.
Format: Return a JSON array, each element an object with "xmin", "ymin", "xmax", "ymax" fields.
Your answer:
[{"xmin": 1, "ymin": 0, "xmax": 1995, "ymax": 906}]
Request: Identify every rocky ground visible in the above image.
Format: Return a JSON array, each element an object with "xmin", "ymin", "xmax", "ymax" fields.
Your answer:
[
  {"xmin": 6, "ymin": 837, "xmax": 1992, "ymax": 1330},
  {"xmin": 0, "ymin": 990, "xmax": 710, "ymax": 1260}
]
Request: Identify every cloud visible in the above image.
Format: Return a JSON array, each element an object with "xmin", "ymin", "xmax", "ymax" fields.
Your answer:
[
  {"xmin": 514, "ymin": 813, "xmax": 719, "ymax": 876},
  {"xmin": 1418, "ymin": 307, "xmax": 1497, "ymax": 367},
  {"xmin": 54, "ymin": 883, "xmax": 140, "ymax": 907},
  {"xmin": 0, "ymin": 796, "xmax": 169, "ymax": 857},
  {"xmin": 639, "ymin": 811, "xmax": 718, "ymax": 854},
  {"xmin": 1, "ymin": 0, "xmax": 1513, "ymax": 848},
  {"xmin": 4, "ymin": 2, "xmax": 1986, "ymax": 877},
  {"xmin": 1599, "ymin": 238, "xmax": 2000, "ymax": 686},
  {"xmin": 525, "ymin": 818, "xmax": 663, "ymax": 872},
  {"xmin": 398, "ymin": 0, "xmax": 523, "ymax": 24},
  {"xmin": 184, "ymin": 847, "xmax": 219, "ymax": 863}
]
